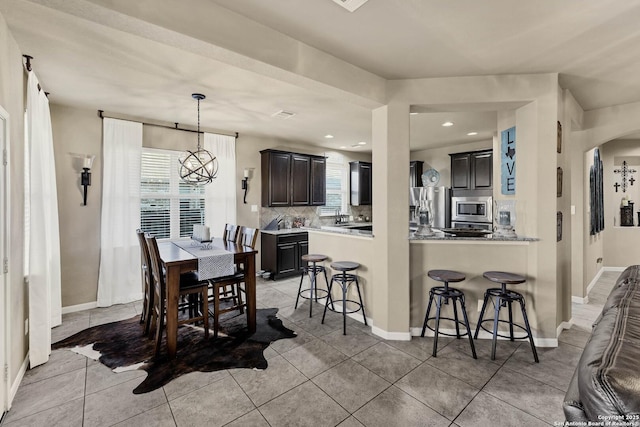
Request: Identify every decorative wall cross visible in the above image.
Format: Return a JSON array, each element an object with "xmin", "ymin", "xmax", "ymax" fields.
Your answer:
[{"xmin": 613, "ymin": 160, "xmax": 636, "ymax": 192}]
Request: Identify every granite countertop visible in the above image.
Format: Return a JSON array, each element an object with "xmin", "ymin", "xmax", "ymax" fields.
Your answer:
[
  {"xmin": 260, "ymin": 228, "xmax": 309, "ymax": 235},
  {"xmin": 410, "ymin": 230, "xmax": 538, "ymax": 242},
  {"xmin": 309, "ymin": 227, "xmax": 373, "ymax": 237}
]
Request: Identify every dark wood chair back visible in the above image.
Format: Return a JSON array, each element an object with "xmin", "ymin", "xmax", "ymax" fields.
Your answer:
[
  {"xmin": 238, "ymin": 226, "xmax": 259, "ymax": 249},
  {"xmin": 144, "ymin": 234, "xmax": 166, "ymax": 306},
  {"xmin": 137, "ymin": 229, "xmax": 154, "ymax": 334},
  {"xmin": 223, "ymin": 223, "xmax": 240, "ymax": 242}
]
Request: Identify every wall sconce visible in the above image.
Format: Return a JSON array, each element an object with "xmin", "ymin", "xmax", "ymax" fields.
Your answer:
[
  {"xmin": 78, "ymin": 154, "xmax": 95, "ymax": 206},
  {"xmin": 242, "ymin": 169, "xmax": 250, "ymax": 204}
]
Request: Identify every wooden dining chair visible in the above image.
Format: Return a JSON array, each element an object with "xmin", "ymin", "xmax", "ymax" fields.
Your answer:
[
  {"xmin": 237, "ymin": 226, "xmax": 259, "ymax": 249},
  {"xmin": 208, "ymin": 226, "xmax": 259, "ymax": 337},
  {"xmin": 145, "ymin": 234, "xmax": 210, "ymax": 356},
  {"xmin": 218, "ymin": 223, "xmax": 241, "ymax": 303},
  {"xmin": 223, "ymin": 223, "xmax": 240, "ymax": 242},
  {"xmin": 136, "ymin": 229, "xmax": 154, "ymax": 336}
]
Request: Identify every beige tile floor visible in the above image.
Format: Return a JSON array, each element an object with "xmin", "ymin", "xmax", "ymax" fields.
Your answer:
[{"xmin": 2, "ymin": 272, "xmax": 616, "ymax": 427}]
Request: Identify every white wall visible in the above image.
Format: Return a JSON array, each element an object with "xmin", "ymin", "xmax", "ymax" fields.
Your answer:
[
  {"xmin": 0, "ymin": 11, "xmax": 28, "ymax": 400},
  {"xmin": 602, "ymin": 140, "xmax": 640, "ymax": 267}
]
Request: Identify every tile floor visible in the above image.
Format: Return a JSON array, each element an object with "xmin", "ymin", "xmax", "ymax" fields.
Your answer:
[{"xmin": 2, "ymin": 271, "xmax": 619, "ymax": 427}]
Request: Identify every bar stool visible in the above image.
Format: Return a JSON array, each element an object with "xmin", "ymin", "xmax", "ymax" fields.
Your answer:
[
  {"xmin": 421, "ymin": 270, "xmax": 477, "ymax": 359},
  {"xmin": 322, "ymin": 261, "xmax": 367, "ymax": 335},
  {"xmin": 475, "ymin": 271, "xmax": 539, "ymax": 363},
  {"xmin": 295, "ymin": 254, "xmax": 332, "ymax": 317}
]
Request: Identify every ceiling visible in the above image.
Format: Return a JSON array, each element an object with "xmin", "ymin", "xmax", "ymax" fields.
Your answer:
[{"xmin": 2, "ymin": 0, "xmax": 640, "ymax": 152}]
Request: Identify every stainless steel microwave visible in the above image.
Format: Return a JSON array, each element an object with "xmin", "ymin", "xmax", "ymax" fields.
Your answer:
[{"xmin": 451, "ymin": 196, "xmax": 493, "ymax": 223}]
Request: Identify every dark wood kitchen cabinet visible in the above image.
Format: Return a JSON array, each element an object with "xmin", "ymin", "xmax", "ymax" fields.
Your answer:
[
  {"xmin": 261, "ymin": 149, "xmax": 326, "ymax": 207},
  {"xmin": 409, "ymin": 160, "xmax": 424, "ymax": 187},
  {"xmin": 310, "ymin": 156, "xmax": 326, "ymax": 205},
  {"xmin": 291, "ymin": 154, "xmax": 310, "ymax": 205},
  {"xmin": 350, "ymin": 161, "xmax": 372, "ymax": 206},
  {"xmin": 261, "ymin": 231, "xmax": 308, "ymax": 280},
  {"xmin": 450, "ymin": 150, "xmax": 493, "ymax": 192}
]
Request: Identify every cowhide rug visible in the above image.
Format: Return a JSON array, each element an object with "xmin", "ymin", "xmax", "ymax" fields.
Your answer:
[{"xmin": 52, "ymin": 308, "xmax": 296, "ymax": 394}]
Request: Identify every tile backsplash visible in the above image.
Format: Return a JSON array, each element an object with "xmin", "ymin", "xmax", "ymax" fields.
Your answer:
[{"xmin": 260, "ymin": 205, "xmax": 372, "ymax": 230}]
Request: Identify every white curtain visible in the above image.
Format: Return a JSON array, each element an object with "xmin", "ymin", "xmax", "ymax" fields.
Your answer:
[
  {"xmin": 97, "ymin": 119, "xmax": 142, "ymax": 307},
  {"xmin": 27, "ymin": 72, "xmax": 62, "ymax": 368},
  {"xmin": 204, "ymin": 133, "xmax": 237, "ymax": 236}
]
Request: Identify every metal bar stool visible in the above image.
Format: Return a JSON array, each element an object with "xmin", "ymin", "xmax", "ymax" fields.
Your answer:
[
  {"xmin": 421, "ymin": 270, "xmax": 477, "ymax": 359},
  {"xmin": 322, "ymin": 261, "xmax": 367, "ymax": 335},
  {"xmin": 295, "ymin": 254, "xmax": 333, "ymax": 317},
  {"xmin": 474, "ymin": 271, "xmax": 539, "ymax": 363}
]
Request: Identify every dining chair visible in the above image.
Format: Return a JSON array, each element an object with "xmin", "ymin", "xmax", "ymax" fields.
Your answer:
[
  {"xmin": 237, "ymin": 226, "xmax": 259, "ymax": 248},
  {"xmin": 223, "ymin": 223, "xmax": 240, "ymax": 242},
  {"xmin": 219, "ymin": 223, "xmax": 241, "ymax": 304},
  {"xmin": 208, "ymin": 226, "xmax": 259, "ymax": 337},
  {"xmin": 145, "ymin": 233, "xmax": 210, "ymax": 356},
  {"xmin": 136, "ymin": 229, "xmax": 154, "ymax": 336}
]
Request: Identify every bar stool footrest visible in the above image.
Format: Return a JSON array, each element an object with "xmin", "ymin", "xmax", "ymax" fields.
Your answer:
[
  {"xmin": 477, "ymin": 318, "xmax": 532, "ymax": 341},
  {"xmin": 297, "ymin": 287, "xmax": 330, "ymax": 301},
  {"xmin": 324, "ymin": 298, "xmax": 364, "ymax": 316},
  {"xmin": 423, "ymin": 317, "xmax": 473, "ymax": 338}
]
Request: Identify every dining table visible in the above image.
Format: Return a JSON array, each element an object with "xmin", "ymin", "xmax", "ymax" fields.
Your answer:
[{"xmin": 157, "ymin": 238, "xmax": 258, "ymax": 359}]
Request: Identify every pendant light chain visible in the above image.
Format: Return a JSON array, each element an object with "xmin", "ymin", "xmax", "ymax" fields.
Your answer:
[{"xmin": 196, "ymin": 96, "xmax": 202, "ymax": 151}]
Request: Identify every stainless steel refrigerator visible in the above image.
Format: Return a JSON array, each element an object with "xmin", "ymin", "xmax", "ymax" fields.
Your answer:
[{"xmin": 410, "ymin": 186, "xmax": 451, "ymax": 230}]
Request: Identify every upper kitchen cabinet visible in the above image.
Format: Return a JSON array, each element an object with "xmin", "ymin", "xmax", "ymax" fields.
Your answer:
[
  {"xmin": 350, "ymin": 161, "xmax": 372, "ymax": 206},
  {"xmin": 261, "ymin": 149, "xmax": 326, "ymax": 207},
  {"xmin": 310, "ymin": 156, "xmax": 326, "ymax": 205},
  {"xmin": 450, "ymin": 150, "xmax": 493, "ymax": 193},
  {"xmin": 291, "ymin": 154, "xmax": 311, "ymax": 205},
  {"xmin": 409, "ymin": 160, "xmax": 424, "ymax": 187}
]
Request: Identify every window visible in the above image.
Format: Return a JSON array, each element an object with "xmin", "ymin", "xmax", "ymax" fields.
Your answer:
[
  {"xmin": 140, "ymin": 148, "xmax": 205, "ymax": 238},
  {"xmin": 320, "ymin": 152, "xmax": 348, "ymax": 216}
]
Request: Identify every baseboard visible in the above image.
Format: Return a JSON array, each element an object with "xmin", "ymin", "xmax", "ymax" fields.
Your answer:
[
  {"xmin": 534, "ymin": 337, "xmax": 558, "ymax": 347},
  {"xmin": 557, "ymin": 321, "xmax": 572, "ymax": 337},
  {"xmin": 411, "ymin": 327, "xmax": 557, "ymax": 347},
  {"xmin": 572, "ymin": 266, "xmax": 603, "ymax": 304},
  {"xmin": 603, "ymin": 266, "xmax": 627, "ymax": 272},
  {"xmin": 572, "ymin": 295, "xmax": 588, "ymax": 304},
  {"xmin": 585, "ymin": 266, "xmax": 604, "ymax": 296},
  {"xmin": 8, "ymin": 352, "xmax": 29, "ymax": 410},
  {"xmin": 62, "ymin": 301, "xmax": 97, "ymax": 314},
  {"xmin": 371, "ymin": 326, "xmax": 411, "ymax": 341}
]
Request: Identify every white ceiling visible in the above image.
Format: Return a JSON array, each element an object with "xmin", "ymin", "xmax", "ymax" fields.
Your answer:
[{"xmin": 2, "ymin": 0, "xmax": 640, "ymax": 152}]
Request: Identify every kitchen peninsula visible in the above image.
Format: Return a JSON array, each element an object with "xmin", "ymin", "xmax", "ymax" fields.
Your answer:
[
  {"xmin": 303, "ymin": 225, "xmax": 546, "ymax": 345},
  {"xmin": 409, "ymin": 234, "xmax": 542, "ymax": 340}
]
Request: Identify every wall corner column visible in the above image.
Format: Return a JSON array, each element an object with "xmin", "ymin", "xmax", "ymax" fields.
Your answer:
[{"xmin": 371, "ymin": 103, "xmax": 411, "ymax": 338}]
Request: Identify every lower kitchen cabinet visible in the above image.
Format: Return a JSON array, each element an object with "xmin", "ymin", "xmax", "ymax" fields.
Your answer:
[{"xmin": 261, "ymin": 231, "xmax": 308, "ymax": 280}]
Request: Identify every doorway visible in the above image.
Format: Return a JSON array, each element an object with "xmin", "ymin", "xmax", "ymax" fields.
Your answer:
[{"xmin": 0, "ymin": 104, "xmax": 9, "ymax": 420}]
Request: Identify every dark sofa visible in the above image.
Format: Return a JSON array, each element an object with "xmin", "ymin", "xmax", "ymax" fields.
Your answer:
[{"xmin": 563, "ymin": 265, "xmax": 640, "ymax": 422}]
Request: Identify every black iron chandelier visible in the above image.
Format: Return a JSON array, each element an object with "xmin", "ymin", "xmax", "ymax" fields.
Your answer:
[{"xmin": 178, "ymin": 93, "xmax": 218, "ymax": 185}]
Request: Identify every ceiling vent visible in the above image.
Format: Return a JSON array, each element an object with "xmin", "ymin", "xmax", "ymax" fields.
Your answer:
[
  {"xmin": 331, "ymin": 0, "xmax": 369, "ymax": 12},
  {"xmin": 271, "ymin": 110, "xmax": 296, "ymax": 119}
]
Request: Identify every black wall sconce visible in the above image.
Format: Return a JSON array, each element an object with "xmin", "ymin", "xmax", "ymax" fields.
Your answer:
[
  {"xmin": 73, "ymin": 154, "xmax": 95, "ymax": 206},
  {"xmin": 242, "ymin": 169, "xmax": 250, "ymax": 204}
]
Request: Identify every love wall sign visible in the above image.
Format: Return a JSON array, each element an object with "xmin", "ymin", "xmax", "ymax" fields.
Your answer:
[{"xmin": 501, "ymin": 126, "xmax": 516, "ymax": 195}]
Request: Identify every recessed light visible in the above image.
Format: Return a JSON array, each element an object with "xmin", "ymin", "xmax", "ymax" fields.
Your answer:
[
  {"xmin": 351, "ymin": 144, "xmax": 361, "ymax": 148},
  {"xmin": 442, "ymin": 121, "xmax": 454, "ymax": 127},
  {"xmin": 325, "ymin": 134, "xmax": 334, "ymax": 139},
  {"xmin": 358, "ymin": 141, "xmax": 367, "ymax": 145},
  {"xmin": 340, "ymin": 146, "xmax": 347, "ymax": 149},
  {"xmin": 467, "ymin": 132, "xmax": 478, "ymax": 136},
  {"xmin": 409, "ymin": 112, "xmax": 418, "ymax": 116}
]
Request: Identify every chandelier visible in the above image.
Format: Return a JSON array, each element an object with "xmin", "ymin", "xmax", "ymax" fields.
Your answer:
[{"xmin": 178, "ymin": 93, "xmax": 218, "ymax": 185}]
